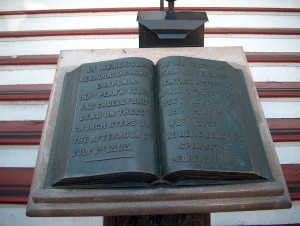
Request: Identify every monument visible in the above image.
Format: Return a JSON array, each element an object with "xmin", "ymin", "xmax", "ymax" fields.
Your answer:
[
  {"xmin": 26, "ymin": 1, "xmax": 291, "ymax": 224},
  {"xmin": 26, "ymin": 47, "xmax": 291, "ymax": 217}
]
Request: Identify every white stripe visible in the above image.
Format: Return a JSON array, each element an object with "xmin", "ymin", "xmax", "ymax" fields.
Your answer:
[
  {"xmin": 261, "ymin": 99, "xmax": 300, "ymax": 118},
  {"xmin": 0, "ymin": 205, "xmax": 103, "ymax": 226},
  {"xmin": 207, "ymin": 12, "xmax": 300, "ymax": 29},
  {"xmin": 1, "ymin": 12, "xmax": 300, "ymax": 32},
  {"xmin": 0, "ymin": 101, "xmax": 48, "ymax": 121},
  {"xmin": 275, "ymin": 142, "xmax": 300, "ymax": 164},
  {"xmin": 0, "ymin": 36, "xmax": 138, "ymax": 56},
  {"xmin": 0, "ymin": 0, "xmax": 299, "ymax": 11},
  {"xmin": 0, "ymin": 35, "xmax": 299, "ymax": 56},
  {"xmin": 0, "ymin": 13, "xmax": 138, "ymax": 32},
  {"xmin": 0, "ymin": 67, "xmax": 55, "ymax": 85},
  {"xmin": 250, "ymin": 63, "xmax": 300, "ymax": 82},
  {"xmin": 212, "ymin": 201, "xmax": 300, "ymax": 225},
  {"xmin": 0, "ymin": 146, "xmax": 38, "ymax": 167},
  {"xmin": 0, "ymin": 143, "xmax": 298, "ymax": 168},
  {"xmin": 0, "ymin": 99, "xmax": 299, "ymax": 121},
  {"xmin": 205, "ymin": 34, "xmax": 300, "ymax": 52}
]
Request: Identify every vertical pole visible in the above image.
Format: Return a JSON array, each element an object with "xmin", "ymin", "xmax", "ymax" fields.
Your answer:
[
  {"xmin": 160, "ymin": 0, "xmax": 164, "ymax": 11},
  {"xmin": 168, "ymin": 1, "xmax": 175, "ymax": 12}
]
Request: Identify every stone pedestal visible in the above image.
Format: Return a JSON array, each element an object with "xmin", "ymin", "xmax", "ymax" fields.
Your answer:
[{"xmin": 26, "ymin": 47, "xmax": 291, "ymax": 217}]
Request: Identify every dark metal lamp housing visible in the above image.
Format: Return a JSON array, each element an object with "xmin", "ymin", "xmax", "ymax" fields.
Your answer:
[{"xmin": 137, "ymin": 1, "xmax": 208, "ymax": 48}]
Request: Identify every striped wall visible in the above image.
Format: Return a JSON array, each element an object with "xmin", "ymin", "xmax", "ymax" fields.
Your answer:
[{"xmin": 0, "ymin": 0, "xmax": 300, "ymax": 225}]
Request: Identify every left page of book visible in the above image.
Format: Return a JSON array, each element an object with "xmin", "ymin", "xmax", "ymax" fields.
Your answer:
[{"xmin": 49, "ymin": 57, "xmax": 160, "ymax": 187}]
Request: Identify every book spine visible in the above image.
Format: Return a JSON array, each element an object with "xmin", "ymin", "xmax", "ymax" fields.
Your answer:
[
  {"xmin": 49, "ymin": 67, "xmax": 82, "ymax": 186},
  {"xmin": 154, "ymin": 65, "xmax": 163, "ymax": 179}
]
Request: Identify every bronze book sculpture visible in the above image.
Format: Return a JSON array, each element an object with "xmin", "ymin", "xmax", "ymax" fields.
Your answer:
[{"xmin": 45, "ymin": 56, "xmax": 272, "ymax": 188}]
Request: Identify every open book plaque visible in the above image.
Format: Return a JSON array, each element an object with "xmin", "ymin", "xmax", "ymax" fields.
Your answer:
[
  {"xmin": 27, "ymin": 48, "xmax": 291, "ymax": 217},
  {"xmin": 47, "ymin": 56, "xmax": 272, "ymax": 188}
]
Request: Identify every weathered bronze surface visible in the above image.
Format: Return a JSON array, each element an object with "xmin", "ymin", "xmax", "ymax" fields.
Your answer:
[
  {"xmin": 156, "ymin": 56, "xmax": 271, "ymax": 183},
  {"xmin": 26, "ymin": 47, "xmax": 291, "ymax": 217},
  {"xmin": 47, "ymin": 58, "xmax": 159, "ymax": 188},
  {"xmin": 46, "ymin": 56, "xmax": 272, "ymax": 188}
]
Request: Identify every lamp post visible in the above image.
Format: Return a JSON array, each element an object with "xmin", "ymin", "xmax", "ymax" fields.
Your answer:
[
  {"xmin": 166, "ymin": 0, "xmax": 175, "ymax": 12},
  {"xmin": 160, "ymin": 0, "xmax": 164, "ymax": 11}
]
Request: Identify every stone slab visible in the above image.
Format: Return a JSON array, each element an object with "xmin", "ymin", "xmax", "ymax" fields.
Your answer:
[{"xmin": 26, "ymin": 47, "xmax": 291, "ymax": 217}]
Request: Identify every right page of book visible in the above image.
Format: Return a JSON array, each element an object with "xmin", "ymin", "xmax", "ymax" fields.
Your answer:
[{"xmin": 156, "ymin": 56, "xmax": 272, "ymax": 185}]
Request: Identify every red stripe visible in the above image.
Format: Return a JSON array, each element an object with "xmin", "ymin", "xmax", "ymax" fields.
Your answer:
[
  {"xmin": 0, "ymin": 121, "xmax": 43, "ymax": 145},
  {"xmin": 0, "ymin": 168, "xmax": 33, "ymax": 186},
  {"xmin": 206, "ymin": 28, "xmax": 300, "ymax": 35},
  {"xmin": 272, "ymin": 135, "xmax": 300, "ymax": 142},
  {"xmin": 0, "ymin": 187, "xmax": 29, "ymax": 192},
  {"xmin": 1, "ymin": 82, "xmax": 299, "ymax": 101},
  {"xmin": 0, "ymin": 7, "xmax": 299, "ymax": 16},
  {"xmin": 281, "ymin": 164, "xmax": 300, "ymax": 201},
  {"xmin": 0, "ymin": 196, "xmax": 29, "ymax": 205},
  {"xmin": 1, "ymin": 53, "xmax": 300, "ymax": 66},
  {"xmin": 0, "ymin": 167, "xmax": 32, "ymax": 204},
  {"xmin": 259, "ymin": 92, "xmax": 300, "ymax": 98},
  {"xmin": 0, "ymin": 28, "xmax": 138, "ymax": 38},
  {"xmin": 1, "ymin": 28, "xmax": 300, "ymax": 38},
  {"xmin": 268, "ymin": 119, "xmax": 300, "ymax": 142},
  {"xmin": 246, "ymin": 52, "xmax": 300, "ymax": 63},
  {"xmin": 256, "ymin": 82, "xmax": 300, "ymax": 98},
  {"xmin": 0, "ymin": 84, "xmax": 52, "ymax": 101},
  {"xmin": 256, "ymin": 82, "xmax": 300, "ymax": 90},
  {"xmin": 0, "ymin": 119, "xmax": 298, "ymax": 145},
  {"xmin": 0, "ymin": 55, "xmax": 58, "ymax": 65},
  {"xmin": 267, "ymin": 119, "xmax": 300, "ymax": 130},
  {"xmin": 0, "ymin": 138, "xmax": 40, "ymax": 145},
  {"xmin": 0, "ymin": 121, "xmax": 44, "ymax": 134}
]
